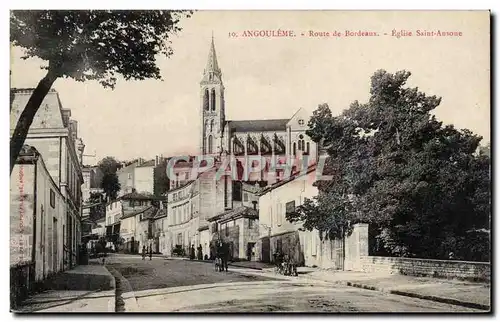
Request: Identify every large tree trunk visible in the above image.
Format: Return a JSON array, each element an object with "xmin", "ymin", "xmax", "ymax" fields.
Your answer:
[{"xmin": 10, "ymin": 69, "xmax": 58, "ymax": 175}]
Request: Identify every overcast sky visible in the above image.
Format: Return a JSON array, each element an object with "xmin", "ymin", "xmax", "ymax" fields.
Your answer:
[{"xmin": 10, "ymin": 10, "xmax": 490, "ymax": 163}]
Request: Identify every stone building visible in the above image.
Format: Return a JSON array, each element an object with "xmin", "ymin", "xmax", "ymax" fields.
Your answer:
[
  {"xmin": 105, "ymin": 191, "xmax": 163, "ymax": 248},
  {"xmin": 162, "ymin": 38, "xmax": 319, "ymax": 260},
  {"xmin": 117, "ymin": 156, "xmax": 169, "ymax": 197},
  {"xmin": 257, "ymin": 165, "xmax": 346, "ymax": 269},
  {"xmin": 11, "ymin": 88, "xmax": 84, "ymax": 270},
  {"xmin": 11, "ymin": 146, "xmax": 67, "ymax": 280}
]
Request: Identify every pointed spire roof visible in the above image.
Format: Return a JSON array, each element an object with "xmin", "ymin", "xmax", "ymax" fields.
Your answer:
[
  {"xmin": 202, "ymin": 35, "xmax": 222, "ymax": 84},
  {"xmin": 205, "ymin": 33, "xmax": 220, "ymax": 73}
]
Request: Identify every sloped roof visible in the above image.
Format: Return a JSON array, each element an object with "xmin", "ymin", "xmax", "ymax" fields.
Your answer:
[
  {"xmin": 208, "ymin": 206, "xmax": 258, "ymax": 223},
  {"xmin": 122, "ymin": 205, "xmax": 158, "ymax": 220},
  {"xmin": 137, "ymin": 159, "xmax": 156, "ymax": 168},
  {"xmin": 153, "ymin": 208, "xmax": 168, "ymax": 219},
  {"xmin": 120, "ymin": 191, "xmax": 158, "ymax": 200},
  {"xmin": 227, "ymin": 119, "xmax": 289, "ymax": 133}
]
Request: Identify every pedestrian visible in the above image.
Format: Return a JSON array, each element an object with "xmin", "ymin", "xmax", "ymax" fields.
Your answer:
[
  {"xmin": 197, "ymin": 244, "xmax": 203, "ymax": 260},
  {"xmin": 149, "ymin": 245, "xmax": 153, "ymax": 260},
  {"xmin": 222, "ymin": 242, "xmax": 229, "ymax": 272},
  {"xmin": 190, "ymin": 245, "xmax": 195, "ymax": 260},
  {"xmin": 142, "ymin": 245, "xmax": 146, "ymax": 260}
]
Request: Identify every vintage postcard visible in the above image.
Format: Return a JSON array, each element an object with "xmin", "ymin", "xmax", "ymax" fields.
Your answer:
[{"xmin": 9, "ymin": 10, "xmax": 491, "ymax": 313}]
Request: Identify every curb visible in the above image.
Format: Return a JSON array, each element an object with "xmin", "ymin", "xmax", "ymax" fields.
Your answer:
[
  {"xmin": 389, "ymin": 290, "xmax": 490, "ymax": 311},
  {"xmin": 101, "ymin": 266, "xmax": 117, "ymax": 313},
  {"xmin": 106, "ymin": 266, "xmax": 140, "ymax": 312},
  {"xmin": 342, "ymin": 281, "xmax": 490, "ymax": 311}
]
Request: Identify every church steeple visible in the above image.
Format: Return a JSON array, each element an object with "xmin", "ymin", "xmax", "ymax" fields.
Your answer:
[
  {"xmin": 202, "ymin": 35, "xmax": 222, "ymax": 83},
  {"xmin": 200, "ymin": 35, "xmax": 225, "ymax": 156}
]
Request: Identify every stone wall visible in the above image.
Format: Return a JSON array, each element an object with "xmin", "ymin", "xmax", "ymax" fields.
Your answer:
[
  {"xmin": 344, "ymin": 223, "xmax": 490, "ymax": 281},
  {"xmin": 360, "ymin": 256, "xmax": 491, "ymax": 281}
]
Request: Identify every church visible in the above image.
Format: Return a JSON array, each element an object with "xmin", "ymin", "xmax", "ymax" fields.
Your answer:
[{"xmin": 163, "ymin": 37, "xmax": 319, "ymax": 260}]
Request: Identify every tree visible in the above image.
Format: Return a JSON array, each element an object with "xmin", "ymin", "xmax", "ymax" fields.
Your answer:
[
  {"xmin": 98, "ymin": 156, "xmax": 120, "ymax": 175},
  {"xmin": 288, "ymin": 70, "xmax": 491, "ymax": 261},
  {"xmin": 10, "ymin": 10, "xmax": 192, "ymax": 174},
  {"xmin": 97, "ymin": 156, "xmax": 121, "ymax": 200},
  {"xmin": 154, "ymin": 159, "xmax": 170, "ymax": 197},
  {"xmin": 87, "ymin": 191, "xmax": 106, "ymax": 221},
  {"xmin": 101, "ymin": 172, "xmax": 121, "ymax": 201}
]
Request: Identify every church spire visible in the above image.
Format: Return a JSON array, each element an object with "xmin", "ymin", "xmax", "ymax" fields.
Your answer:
[{"xmin": 204, "ymin": 34, "xmax": 221, "ymax": 76}]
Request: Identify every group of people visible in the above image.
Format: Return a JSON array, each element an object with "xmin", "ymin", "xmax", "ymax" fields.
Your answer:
[
  {"xmin": 142, "ymin": 245, "xmax": 153, "ymax": 260},
  {"xmin": 214, "ymin": 240, "xmax": 230, "ymax": 272},
  {"xmin": 273, "ymin": 249, "xmax": 298, "ymax": 276},
  {"xmin": 189, "ymin": 244, "xmax": 204, "ymax": 260}
]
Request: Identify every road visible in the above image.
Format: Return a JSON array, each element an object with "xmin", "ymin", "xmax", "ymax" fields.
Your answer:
[{"xmin": 105, "ymin": 254, "xmax": 481, "ymax": 313}]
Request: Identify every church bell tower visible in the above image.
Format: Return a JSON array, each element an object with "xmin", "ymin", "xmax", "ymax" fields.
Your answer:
[{"xmin": 200, "ymin": 36, "xmax": 225, "ymax": 156}]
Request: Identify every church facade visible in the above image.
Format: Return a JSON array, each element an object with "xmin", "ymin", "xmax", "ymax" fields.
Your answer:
[{"xmin": 164, "ymin": 38, "xmax": 319, "ymax": 259}]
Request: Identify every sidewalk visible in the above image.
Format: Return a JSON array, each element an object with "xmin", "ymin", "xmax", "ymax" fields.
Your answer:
[
  {"xmin": 226, "ymin": 266, "xmax": 490, "ymax": 311},
  {"xmin": 280, "ymin": 268, "xmax": 491, "ymax": 311},
  {"xmin": 13, "ymin": 263, "xmax": 115, "ymax": 313}
]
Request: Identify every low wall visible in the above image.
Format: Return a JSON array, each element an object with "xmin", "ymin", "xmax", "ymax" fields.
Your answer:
[{"xmin": 360, "ymin": 256, "xmax": 490, "ymax": 281}]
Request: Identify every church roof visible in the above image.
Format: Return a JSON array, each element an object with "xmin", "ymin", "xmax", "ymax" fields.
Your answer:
[
  {"xmin": 205, "ymin": 36, "xmax": 220, "ymax": 74},
  {"xmin": 227, "ymin": 119, "xmax": 289, "ymax": 133}
]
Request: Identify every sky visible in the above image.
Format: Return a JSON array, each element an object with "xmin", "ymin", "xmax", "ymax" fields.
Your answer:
[{"xmin": 10, "ymin": 10, "xmax": 490, "ymax": 164}]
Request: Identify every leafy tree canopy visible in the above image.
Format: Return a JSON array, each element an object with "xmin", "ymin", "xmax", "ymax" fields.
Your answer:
[
  {"xmin": 287, "ymin": 70, "xmax": 490, "ymax": 261},
  {"xmin": 11, "ymin": 10, "xmax": 192, "ymax": 87},
  {"xmin": 98, "ymin": 156, "xmax": 121, "ymax": 175},
  {"xmin": 101, "ymin": 172, "xmax": 121, "ymax": 201},
  {"xmin": 10, "ymin": 10, "xmax": 192, "ymax": 174}
]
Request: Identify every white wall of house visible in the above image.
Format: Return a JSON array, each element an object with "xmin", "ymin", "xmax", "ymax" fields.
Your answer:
[
  {"xmin": 120, "ymin": 216, "xmax": 136, "ymax": 242},
  {"xmin": 258, "ymin": 174, "xmax": 338, "ymax": 268},
  {"xmin": 134, "ymin": 166, "xmax": 154, "ymax": 195},
  {"xmin": 105, "ymin": 200, "xmax": 123, "ymax": 227},
  {"xmin": 10, "ymin": 157, "xmax": 67, "ymax": 281}
]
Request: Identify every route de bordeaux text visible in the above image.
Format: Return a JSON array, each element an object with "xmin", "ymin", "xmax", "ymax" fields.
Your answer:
[{"xmin": 233, "ymin": 29, "xmax": 463, "ymax": 38}]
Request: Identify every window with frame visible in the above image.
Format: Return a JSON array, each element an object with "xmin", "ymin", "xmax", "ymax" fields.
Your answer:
[
  {"xmin": 50, "ymin": 189, "xmax": 55, "ymax": 208},
  {"xmin": 248, "ymin": 219, "xmax": 254, "ymax": 229}
]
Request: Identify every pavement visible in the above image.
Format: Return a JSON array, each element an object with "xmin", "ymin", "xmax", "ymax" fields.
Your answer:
[
  {"xmin": 160, "ymin": 256, "xmax": 490, "ymax": 310},
  {"xmin": 255, "ymin": 269, "xmax": 491, "ymax": 311},
  {"xmin": 13, "ymin": 254, "xmax": 490, "ymax": 313},
  {"xmin": 12, "ymin": 263, "xmax": 115, "ymax": 313},
  {"xmin": 105, "ymin": 254, "xmax": 489, "ymax": 312}
]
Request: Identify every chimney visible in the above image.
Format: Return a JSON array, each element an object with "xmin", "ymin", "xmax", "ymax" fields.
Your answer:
[{"xmin": 155, "ymin": 155, "xmax": 159, "ymax": 167}]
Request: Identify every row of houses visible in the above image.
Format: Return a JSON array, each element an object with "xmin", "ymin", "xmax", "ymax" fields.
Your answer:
[
  {"xmin": 83, "ymin": 37, "xmax": 341, "ymax": 270},
  {"xmin": 10, "ymin": 89, "xmax": 86, "ymax": 304},
  {"xmin": 85, "ymin": 37, "xmax": 333, "ymax": 265}
]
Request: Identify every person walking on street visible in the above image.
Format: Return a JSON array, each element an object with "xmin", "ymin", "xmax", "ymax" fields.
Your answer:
[
  {"xmin": 190, "ymin": 245, "xmax": 195, "ymax": 260},
  {"xmin": 142, "ymin": 245, "xmax": 146, "ymax": 260},
  {"xmin": 197, "ymin": 244, "xmax": 203, "ymax": 260},
  {"xmin": 149, "ymin": 245, "xmax": 153, "ymax": 260}
]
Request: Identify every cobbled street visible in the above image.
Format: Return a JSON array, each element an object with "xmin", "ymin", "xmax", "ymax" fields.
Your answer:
[{"xmin": 104, "ymin": 254, "xmax": 483, "ymax": 313}]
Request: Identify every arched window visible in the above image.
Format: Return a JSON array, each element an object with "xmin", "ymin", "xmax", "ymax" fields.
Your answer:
[
  {"xmin": 306, "ymin": 142, "xmax": 310, "ymax": 155},
  {"xmin": 203, "ymin": 89, "xmax": 209, "ymax": 111},
  {"xmin": 298, "ymin": 139, "xmax": 305, "ymax": 151},
  {"xmin": 208, "ymin": 135, "xmax": 214, "ymax": 154},
  {"xmin": 210, "ymin": 119, "xmax": 214, "ymax": 132},
  {"xmin": 211, "ymin": 88, "xmax": 216, "ymax": 111},
  {"xmin": 293, "ymin": 142, "xmax": 297, "ymax": 155}
]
